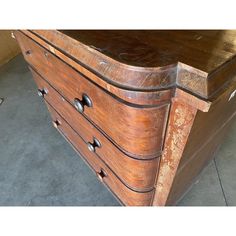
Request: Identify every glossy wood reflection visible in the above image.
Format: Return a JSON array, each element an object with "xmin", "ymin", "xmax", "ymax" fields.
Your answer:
[
  {"xmin": 31, "ymin": 67, "xmax": 160, "ymax": 192},
  {"xmin": 14, "ymin": 30, "xmax": 236, "ymax": 206}
]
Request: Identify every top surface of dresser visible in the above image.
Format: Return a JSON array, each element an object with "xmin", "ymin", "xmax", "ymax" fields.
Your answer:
[
  {"xmin": 59, "ymin": 30, "xmax": 236, "ymax": 71},
  {"xmin": 24, "ymin": 30, "xmax": 236, "ymax": 99}
]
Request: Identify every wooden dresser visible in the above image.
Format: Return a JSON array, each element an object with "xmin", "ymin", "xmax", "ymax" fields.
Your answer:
[{"xmin": 14, "ymin": 30, "xmax": 236, "ymax": 206}]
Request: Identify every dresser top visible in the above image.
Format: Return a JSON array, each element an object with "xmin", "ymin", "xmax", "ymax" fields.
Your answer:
[
  {"xmin": 26, "ymin": 30, "xmax": 236, "ymax": 99},
  {"xmin": 60, "ymin": 30, "xmax": 236, "ymax": 73}
]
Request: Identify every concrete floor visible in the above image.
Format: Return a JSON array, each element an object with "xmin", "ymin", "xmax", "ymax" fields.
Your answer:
[{"xmin": 0, "ymin": 55, "xmax": 235, "ymax": 206}]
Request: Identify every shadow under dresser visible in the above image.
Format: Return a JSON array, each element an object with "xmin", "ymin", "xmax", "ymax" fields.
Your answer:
[{"xmin": 14, "ymin": 30, "xmax": 236, "ymax": 206}]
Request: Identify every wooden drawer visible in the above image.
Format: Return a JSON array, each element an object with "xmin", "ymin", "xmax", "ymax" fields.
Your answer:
[
  {"xmin": 47, "ymin": 103, "xmax": 154, "ymax": 206},
  {"xmin": 15, "ymin": 31, "xmax": 169, "ymax": 159},
  {"xmin": 14, "ymin": 29, "xmax": 236, "ymax": 206},
  {"xmin": 30, "ymin": 67, "xmax": 159, "ymax": 192}
]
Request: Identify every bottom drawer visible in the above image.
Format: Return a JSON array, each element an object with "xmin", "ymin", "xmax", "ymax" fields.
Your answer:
[{"xmin": 46, "ymin": 103, "xmax": 154, "ymax": 206}]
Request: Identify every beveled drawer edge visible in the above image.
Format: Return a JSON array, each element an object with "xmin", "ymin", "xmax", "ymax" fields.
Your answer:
[
  {"xmin": 45, "ymin": 101, "xmax": 155, "ymax": 196},
  {"xmin": 46, "ymin": 101, "xmax": 156, "ymax": 193},
  {"xmin": 58, "ymin": 128, "xmax": 154, "ymax": 206},
  {"xmin": 29, "ymin": 65, "xmax": 163, "ymax": 161},
  {"xmin": 56, "ymin": 126, "xmax": 124, "ymax": 206}
]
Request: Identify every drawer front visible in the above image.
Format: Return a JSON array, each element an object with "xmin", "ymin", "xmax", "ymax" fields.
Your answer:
[
  {"xmin": 47, "ymin": 103, "xmax": 154, "ymax": 206},
  {"xmin": 15, "ymin": 31, "xmax": 169, "ymax": 159},
  {"xmin": 31, "ymin": 67, "xmax": 159, "ymax": 192}
]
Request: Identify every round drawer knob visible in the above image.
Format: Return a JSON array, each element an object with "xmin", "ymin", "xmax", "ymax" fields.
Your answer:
[
  {"xmin": 87, "ymin": 142, "xmax": 95, "ymax": 152},
  {"xmin": 96, "ymin": 169, "xmax": 107, "ymax": 182},
  {"xmin": 83, "ymin": 94, "xmax": 92, "ymax": 107},
  {"xmin": 87, "ymin": 138, "xmax": 101, "ymax": 152},
  {"xmin": 52, "ymin": 120, "xmax": 61, "ymax": 128},
  {"xmin": 74, "ymin": 98, "xmax": 84, "ymax": 113},
  {"xmin": 25, "ymin": 50, "xmax": 31, "ymax": 55},
  {"xmin": 74, "ymin": 94, "xmax": 92, "ymax": 113},
  {"xmin": 37, "ymin": 88, "xmax": 47, "ymax": 97}
]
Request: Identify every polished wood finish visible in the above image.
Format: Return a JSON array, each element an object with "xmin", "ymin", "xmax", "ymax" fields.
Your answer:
[
  {"xmin": 47, "ymin": 104, "xmax": 154, "ymax": 206},
  {"xmin": 15, "ymin": 31, "xmax": 169, "ymax": 159},
  {"xmin": 24, "ymin": 30, "xmax": 236, "ymax": 99},
  {"xmin": 14, "ymin": 30, "xmax": 236, "ymax": 206},
  {"xmin": 30, "ymin": 67, "xmax": 159, "ymax": 192}
]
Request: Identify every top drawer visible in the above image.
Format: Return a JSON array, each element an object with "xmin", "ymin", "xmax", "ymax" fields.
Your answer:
[{"xmin": 15, "ymin": 31, "xmax": 169, "ymax": 159}]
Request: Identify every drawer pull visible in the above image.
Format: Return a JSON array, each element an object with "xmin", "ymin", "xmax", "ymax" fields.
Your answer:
[
  {"xmin": 37, "ymin": 88, "xmax": 48, "ymax": 97},
  {"xmin": 74, "ymin": 94, "xmax": 92, "ymax": 113},
  {"xmin": 87, "ymin": 138, "xmax": 101, "ymax": 152},
  {"xmin": 52, "ymin": 120, "xmax": 61, "ymax": 128},
  {"xmin": 25, "ymin": 50, "xmax": 31, "ymax": 55},
  {"xmin": 96, "ymin": 169, "xmax": 107, "ymax": 182}
]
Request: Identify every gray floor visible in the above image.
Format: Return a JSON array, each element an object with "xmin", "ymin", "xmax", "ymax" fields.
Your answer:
[{"xmin": 0, "ymin": 55, "xmax": 235, "ymax": 206}]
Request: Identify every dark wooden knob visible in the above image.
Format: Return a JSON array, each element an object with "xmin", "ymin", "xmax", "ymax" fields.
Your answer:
[
  {"xmin": 37, "ymin": 88, "xmax": 47, "ymax": 97},
  {"xmin": 74, "ymin": 94, "xmax": 92, "ymax": 113},
  {"xmin": 74, "ymin": 98, "xmax": 84, "ymax": 113},
  {"xmin": 25, "ymin": 50, "xmax": 31, "ymax": 55},
  {"xmin": 87, "ymin": 138, "xmax": 101, "ymax": 152},
  {"xmin": 83, "ymin": 94, "xmax": 93, "ymax": 107},
  {"xmin": 96, "ymin": 169, "xmax": 107, "ymax": 182},
  {"xmin": 52, "ymin": 120, "xmax": 61, "ymax": 128}
]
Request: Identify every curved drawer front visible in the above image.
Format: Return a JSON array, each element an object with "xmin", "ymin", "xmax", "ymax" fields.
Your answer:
[
  {"xmin": 48, "ymin": 103, "xmax": 154, "ymax": 206},
  {"xmin": 15, "ymin": 31, "xmax": 169, "ymax": 159},
  {"xmin": 31, "ymin": 68, "xmax": 159, "ymax": 192}
]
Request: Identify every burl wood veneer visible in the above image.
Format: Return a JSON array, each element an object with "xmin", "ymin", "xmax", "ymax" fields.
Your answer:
[{"xmin": 14, "ymin": 30, "xmax": 236, "ymax": 206}]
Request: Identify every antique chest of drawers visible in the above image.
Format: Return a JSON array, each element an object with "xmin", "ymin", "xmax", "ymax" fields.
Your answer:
[{"xmin": 14, "ymin": 30, "xmax": 236, "ymax": 206}]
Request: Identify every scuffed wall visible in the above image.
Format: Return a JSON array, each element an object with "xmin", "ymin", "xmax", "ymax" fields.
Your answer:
[{"xmin": 0, "ymin": 30, "xmax": 20, "ymax": 66}]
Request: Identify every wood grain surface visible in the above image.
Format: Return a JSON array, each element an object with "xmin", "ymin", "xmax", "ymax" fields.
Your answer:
[
  {"xmin": 30, "ymin": 67, "xmax": 160, "ymax": 192},
  {"xmin": 14, "ymin": 29, "xmax": 236, "ymax": 206},
  {"xmin": 15, "ymin": 31, "xmax": 170, "ymax": 159},
  {"xmin": 21, "ymin": 30, "xmax": 236, "ymax": 98},
  {"xmin": 47, "ymin": 104, "xmax": 154, "ymax": 206}
]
